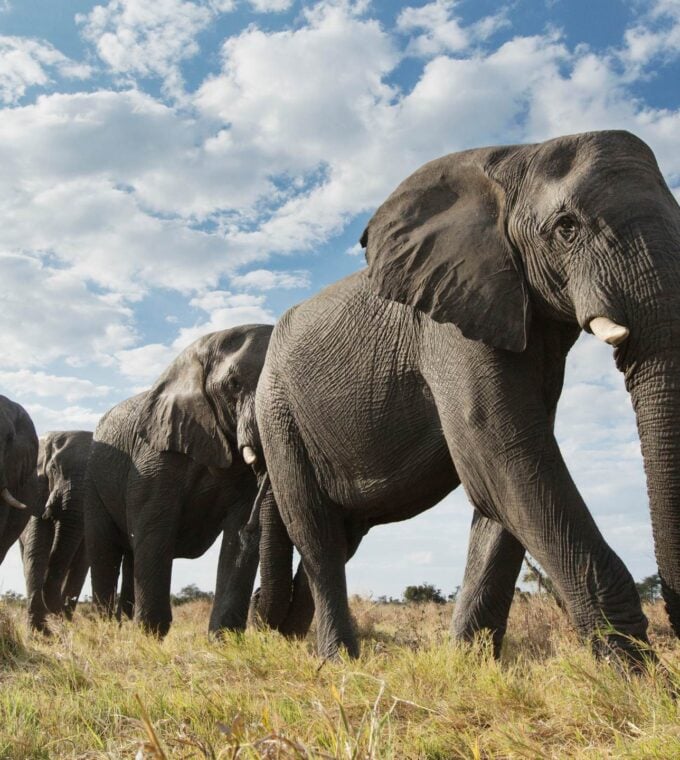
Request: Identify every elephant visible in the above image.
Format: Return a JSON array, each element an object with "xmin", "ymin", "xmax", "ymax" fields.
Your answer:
[
  {"xmin": 254, "ymin": 130, "xmax": 680, "ymax": 663},
  {"xmin": 20, "ymin": 430, "xmax": 93, "ymax": 632},
  {"xmin": 0, "ymin": 395, "xmax": 39, "ymax": 565},
  {"xmin": 84, "ymin": 324, "xmax": 271, "ymax": 637}
]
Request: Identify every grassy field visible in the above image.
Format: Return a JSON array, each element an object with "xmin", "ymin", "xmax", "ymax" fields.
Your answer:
[{"xmin": 0, "ymin": 596, "xmax": 679, "ymax": 759}]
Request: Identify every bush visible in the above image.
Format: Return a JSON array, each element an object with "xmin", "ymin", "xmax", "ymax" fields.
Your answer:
[
  {"xmin": 171, "ymin": 584, "xmax": 214, "ymax": 606},
  {"xmin": 403, "ymin": 583, "xmax": 447, "ymax": 604}
]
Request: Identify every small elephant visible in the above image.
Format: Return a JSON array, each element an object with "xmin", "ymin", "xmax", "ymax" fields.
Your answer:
[
  {"xmin": 20, "ymin": 430, "xmax": 93, "ymax": 632},
  {"xmin": 256, "ymin": 130, "xmax": 680, "ymax": 663},
  {"xmin": 84, "ymin": 324, "xmax": 271, "ymax": 637},
  {"xmin": 0, "ymin": 395, "xmax": 39, "ymax": 565}
]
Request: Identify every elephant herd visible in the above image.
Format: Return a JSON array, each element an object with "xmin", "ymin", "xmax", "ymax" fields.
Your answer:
[{"xmin": 2, "ymin": 130, "xmax": 680, "ymax": 668}]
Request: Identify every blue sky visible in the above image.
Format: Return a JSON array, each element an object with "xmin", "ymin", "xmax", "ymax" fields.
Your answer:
[{"xmin": 1, "ymin": 0, "xmax": 679, "ymax": 599}]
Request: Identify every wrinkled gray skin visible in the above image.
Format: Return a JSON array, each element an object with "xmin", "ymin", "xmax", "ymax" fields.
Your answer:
[
  {"xmin": 84, "ymin": 325, "xmax": 271, "ymax": 637},
  {"xmin": 20, "ymin": 430, "xmax": 93, "ymax": 632},
  {"xmin": 0, "ymin": 395, "xmax": 39, "ymax": 565},
  {"xmin": 256, "ymin": 131, "xmax": 680, "ymax": 663}
]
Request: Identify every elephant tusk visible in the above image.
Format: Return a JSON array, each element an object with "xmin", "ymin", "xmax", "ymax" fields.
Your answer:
[
  {"xmin": 1, "ymin": 487, "xmax": 28, "ymax": 510},
  {"xmin": 589, "ymin": 317, "xmax": 630, "ymax": 347},
  {"xmin": 242, "ymin": 446, "xmax": 258, "ymax": 466}
]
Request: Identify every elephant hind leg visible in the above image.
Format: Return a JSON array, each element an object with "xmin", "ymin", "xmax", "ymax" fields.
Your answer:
[
  {"xmin": 85, "ymin": 492, "xmax": 124, "ymax": 618},
  {"xmin": 261, "ymin": 410, "xmax": 357, "ymax": 659},
  {"xmin": 451, "ymin": 509, "xmax": 525, "ymax": 658}
]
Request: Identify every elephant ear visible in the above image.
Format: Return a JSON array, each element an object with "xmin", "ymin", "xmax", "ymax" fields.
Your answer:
[
  {"xmin": 362, "ymin": 151, "xmax": 530, "ymax": 352},
  {"xmin": 136, "ymin": 343, "xmax": 234, "ymax": 470}
]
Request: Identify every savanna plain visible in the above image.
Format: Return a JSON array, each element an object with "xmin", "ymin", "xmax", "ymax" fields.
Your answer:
[{"xmin": 0, "ymin": 596, "xmax": 679, "ymax": 759}]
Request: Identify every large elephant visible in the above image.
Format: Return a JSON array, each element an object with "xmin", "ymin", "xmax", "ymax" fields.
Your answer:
[
  {"xmin": 255, "ymin": 130, "xmax": 680, "ymax": 662},
  {"xmin": 0, "ymin": 395, "xmax": 39, "ymax": 564},
  {"xmin": 20, "ymin": 430, "xmax": 93, "ymax": 632},
  {"xmin": 84, "ymin": 325, "xmax": 271, "ymax": 637}
]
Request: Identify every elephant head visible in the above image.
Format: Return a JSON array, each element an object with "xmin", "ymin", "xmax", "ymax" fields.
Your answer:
[
  {"xmin": 38, "ymin": 430, "xmax": 93, "ymax": 520},
  {"xmin": 136, "ymin": 324, "xmax": 273, "ymax": 471},
  {"xmin": 363, "ymin": 130, "xmax": 680, "ymax": 632},
  {"xmin": 0, "ymin": 395, "xmax": 39, "ymax": 515}
]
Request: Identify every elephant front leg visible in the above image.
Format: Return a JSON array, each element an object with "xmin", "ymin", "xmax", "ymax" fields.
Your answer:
[
  {"xmin": 132, "ymin": 526, "xmax": 175, "ymax": 637},
  {"xmin": 451, "ymin": 509, "xmax": 525, "ymax": 657},
  {"xmin": 426, "ymin": 346, "xmax": 650, "ymax": 664}
]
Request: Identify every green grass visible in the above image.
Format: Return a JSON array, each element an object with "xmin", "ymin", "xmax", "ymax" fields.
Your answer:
[{"xmin": 0, "ymin": 596, "xmax": 678, "ymax": 758}]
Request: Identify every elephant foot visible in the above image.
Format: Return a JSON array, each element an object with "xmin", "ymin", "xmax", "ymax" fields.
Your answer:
[{"xmin": 591, "ymin": 632, "xmax": 657, "ymax": 675}]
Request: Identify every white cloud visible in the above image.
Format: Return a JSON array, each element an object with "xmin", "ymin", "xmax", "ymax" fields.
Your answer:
[
  {"xmin": 77, "ymin": 0, "xmax": 234, "ymax": 96},
  {"xmin": 249, "ymin": 0, "xmax": 293, "ymax": 11},
  {"xmin": 397, "ymin": 0, "xmax": 508, "ymax": 58},
  {"xmin": 24, "ymin": 403, "xmax": 104, "ymax": 434},
  {"xmin": 230, "ymin": 268, "xmax": 310, "ymax": 290},
  {"xmin": 0, "ymin": 370, "xmax": 112, "ymax": 404},
  {"xmin": 0, "ymin": 36, "xmax": 91, "ymax": 105},
  {"xmin": 0, "ymin": 252, "xmax": 135, "ymax": 370},
  {"xmin": 116, "ymin": 290, "xmax": 275, "ymax": 383}
]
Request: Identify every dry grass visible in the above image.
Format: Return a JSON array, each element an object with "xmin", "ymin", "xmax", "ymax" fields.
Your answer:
[{"xmin": 0, "ymin": 596, "xmax": 678, "ymax": 759}]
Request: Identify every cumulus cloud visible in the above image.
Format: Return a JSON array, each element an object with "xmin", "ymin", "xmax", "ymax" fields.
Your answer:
[
  {"xmin": 0, "ymin": 35, "xmax": 90, "ymax": 104},
  {"xmin": 115, "ymin": 290, "xmax": 275, "ymax": 383},
  {"xmin": 249, "ymin": 0, "xmax": 293, "ymax": 11},
  {"xmin": 0, "ymin": 253, "xmax": 135, "ymax": 369},
  {"xmin": 77, "ymin": 0, "xmax": 235, "ymax": 96},
  {"xmin": 230, "ymin": 268, "xmax": 310, "ymax": 290},
  {"xmin": 24, "ymin": 403, "xmax": 104, "ymax": 434},
  {"xmin": 0, "ymin": 370, "xmax": 113, "ymax": 404},
  {"xmin": 397, "ymin": 0, "xmax": 508, "ymax": 57}
]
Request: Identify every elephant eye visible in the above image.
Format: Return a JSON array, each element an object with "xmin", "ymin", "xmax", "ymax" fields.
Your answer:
[
  {"xmin": 554, "ymin": 215, "xmax": 578, "ymax": 244},
  {"xmin": 227, "ymin": 376, "xmax": 241, "ymax": 393}
]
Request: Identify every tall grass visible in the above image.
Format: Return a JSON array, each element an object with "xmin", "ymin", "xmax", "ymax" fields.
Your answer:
[{"xmin": 0, "ymin": 596, "xmax": 678, "ymax": 758}]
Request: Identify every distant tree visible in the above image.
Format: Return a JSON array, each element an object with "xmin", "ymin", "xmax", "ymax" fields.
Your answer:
[
  {"xmin": 522, "ymin": 556, "xmax": 565, "ymax": 611},
  {"xmin": 171, "ymin": 584, "xmax": 214, "ymax": 606},
  {"xmin": 0, "ymin": 590, "xmax": 24, "ymax": 604},
  {"xmin": 636, "ymin": 573, "xmax": 662, "ymax": 603},
  {"xmin": 403, "ymin": 583, "xmax": 446, "ymax": 604}
]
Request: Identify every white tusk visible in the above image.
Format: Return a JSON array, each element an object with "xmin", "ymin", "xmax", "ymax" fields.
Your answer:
[
  {"xmin": 589, "ymin": 316, "xmax": 630, "ymax": 347},
  {"xmin": 242, "ymin": 446, "xmax": 258, "ymax": 466},
  {"xmin": 2, "ymin": 487, "xmax": 28, "ymax": 510}
]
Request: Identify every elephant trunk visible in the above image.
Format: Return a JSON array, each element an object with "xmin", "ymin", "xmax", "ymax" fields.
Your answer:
[
  {"xmin": 624, "ymin": 349, "xmax": 680, "ymax": 634},
  {"xmin": 43, "ymin": 506, "xmax": 85, "ymax": 615},
  {"xmin": 254, "ymin": 484, "xmax": 295, "ymax": 629}
]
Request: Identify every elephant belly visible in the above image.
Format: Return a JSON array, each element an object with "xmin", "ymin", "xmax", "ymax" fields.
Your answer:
[{"xmin": 173, "ymin": 479, "xmax": 232, "ymax": 559}]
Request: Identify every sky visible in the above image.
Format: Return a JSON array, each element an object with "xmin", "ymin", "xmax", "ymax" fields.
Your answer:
[{"xmin": 1, "ymin": 0, "xmax": 679, "ymax": 601}]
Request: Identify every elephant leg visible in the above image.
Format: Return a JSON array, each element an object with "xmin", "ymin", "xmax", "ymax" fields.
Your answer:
[
  {"xmin": 279, "ymin": 522, "xmax": 368, "ymax": 639},
  {"xmin": 61, "ymin": 541, "xmax": 89, "ymax": 620},
  {"xmin": 85, "ymin": 491, "xmax": 123, "ymax": 618},
  {"xmin": 451, "ymin": 509, "xmax": 525, "ymax": 657},
  {"xmin": 132, "ymin": 529, "xmax": 175, "ymax": 637},
  {"xmin": 425, "ymin": 347, "xmax": 650, "ymax": 663},
  {"xmin": 262, "ymin": 407, "xmax": 357, "ymax": 659},
  {"xmin": 278, "ymin": 562, "xmax": 314, "ymax": 638},
  {"xmin": 208, "ymin": 497, "xmax": 260, "ymax": 635},
  {"xmin": 116, "ymin": 550, "xmax": 134, "ymax": 621},
  {"xmin": 21, "ymin": 516, "xmax": 55, "ymax": 632},
  {"xmin": 43, "ymin": 510, "xmax": 84, "ymax": 615}
]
